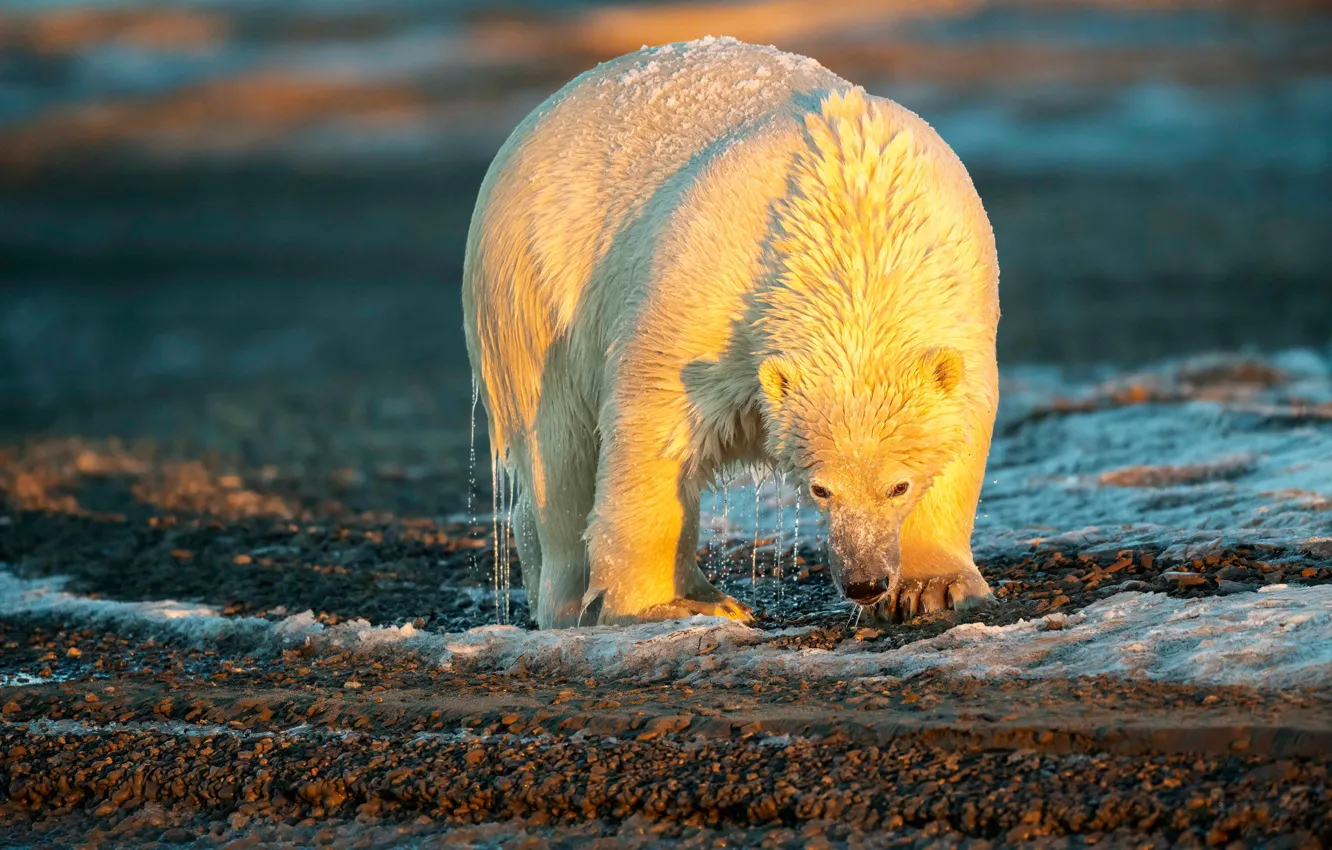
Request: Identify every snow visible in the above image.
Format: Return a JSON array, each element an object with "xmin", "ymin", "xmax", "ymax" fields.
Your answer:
[
  {"xmin": 0, "ymin": 672, "xmax": 57, "ymax": 688},
  {"xmin": 719, "ymin": 585, "xmax": 1332, "ymax": 690},
  {"xmin": 3, "ymin": 570, "xmax": 1329, "ymax": 690},
  {"xmin": 3, "ymin": 352, "xmax": 1329, "ymax": 693},
  {"xmin": 708, "ymin": 350, "xmax": 1332, "ymax": 568},
  {"xmin": 0, "ymin": 571, "xmax": 447, "ymax": 658},
  {"xmin": 600, "ymin": 36, "xmax": 836, "ymax": 124}
]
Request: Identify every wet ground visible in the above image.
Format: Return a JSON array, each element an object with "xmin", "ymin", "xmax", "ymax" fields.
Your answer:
[
  {"xmin": 4, "ymin": 344, "xmax": 1332, "ymax": 847},
  {"xmin": 3, "ymin": 0, "xmax": 1332, "ymax": 846}
]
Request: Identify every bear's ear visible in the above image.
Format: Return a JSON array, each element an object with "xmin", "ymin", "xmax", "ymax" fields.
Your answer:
[
  {"xmin": 920, "ymin": 347, "xmax": 964, "ymax": 395},
  {"xmin": 758, "ymin": 356, "xmax": 794, "ymax": 405}
]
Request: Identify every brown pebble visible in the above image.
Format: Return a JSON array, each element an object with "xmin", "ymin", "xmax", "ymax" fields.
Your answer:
[{"xmin": 1162, "ymin": 571, "xmax": 1207, "ymax": 588}]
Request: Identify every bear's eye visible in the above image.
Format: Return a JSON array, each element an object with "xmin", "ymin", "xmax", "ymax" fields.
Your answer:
[
  {"xmin": 810, "ymin": 483, "xmax": 832, "ymax": 500},
  {"xmin": 888, "ymin": 481, "xmax": 910, "ymax": 499}
]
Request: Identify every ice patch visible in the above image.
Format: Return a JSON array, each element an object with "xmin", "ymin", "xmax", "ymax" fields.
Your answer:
[
  {"xmin": 727, "ymin": 585, "xmax": 1332, "ymax": 690},
  {"xmin": 2, "ymin": 718, "xmax": 486, "ymax": 747},
  {"xmin": 710, "ymin": 351, "xmax": 1332, "ymax": 568},
  {"xmin": 0, "ymin": 672, "xmax": 58, "ymax": 688},
  {"xmin": 0, "ymin": 572, "xmax": 278, "ymax": 646},
  {"xmin": 3, "ymin": 570, "xmax": 1328, "ymax": 690},
  {"xmin": 437, "ymin": 618, "xmax": 763, "ymax": 678},
  {"xmin": 0, "ymin": 569, "xmax": 763, "ymax": 681},
  {"xmin": 0, "ymin": 571, "xmax": 443, "ymax": 659}
]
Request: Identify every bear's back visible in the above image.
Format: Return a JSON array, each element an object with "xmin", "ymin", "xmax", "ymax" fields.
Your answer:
[
  {"xmin": 517, "ymin": 41, "xmax": 838, "ymax": 178},
  {"xmin": 528, "ymin": 37, "xmax": 845, "ymax": 180},
  {"xmin": 463, "ymin": 38, "xmax": 854, "ymax": 448},
  {"xmin": 465, "ymin": 38, "xmax": 853, "ymax": 356},
  {"xmin": 472, "ymin": 38, "xmax": 851, "ymax": 275}
]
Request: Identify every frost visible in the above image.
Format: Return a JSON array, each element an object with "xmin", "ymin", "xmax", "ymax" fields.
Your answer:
[
  {"xmin": 0, "ymin": 572, "xmax": 278, "ymax": 647},
  {"xmin": 727, "ymin": 586, "xmax": 1332, "ymax": 690},
  {"xmin": 0, "ymin": 571, "xmax": 447, "ymax": 658},
  {"xmin": 0, "ymin": 672, "xmax": 58, "ymax": 687},
  {"xmin": 4, "ymin": 569, "xmax": 1329, "ymax": 690},
  {"xmin": 709, "ymin": 351, "xmax": 1332, "ymax": 567},
  {"xmin": 4, "ymin": 352, "xmax": 1330, "ymax": 693}
]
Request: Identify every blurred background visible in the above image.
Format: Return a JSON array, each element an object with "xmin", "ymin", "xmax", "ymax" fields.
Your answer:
[{"xmin": 1, "ymin": 0, "xmax": 1329, "ymax": 410}]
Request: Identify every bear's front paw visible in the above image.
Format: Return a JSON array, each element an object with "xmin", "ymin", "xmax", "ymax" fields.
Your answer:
[
  {"xmin": 638, "ymin": 595, "xmax": 755, "ymax": 625},
  {"xmin": 876, "ymin": 570, "xmax": 994, "ymax": 623}
]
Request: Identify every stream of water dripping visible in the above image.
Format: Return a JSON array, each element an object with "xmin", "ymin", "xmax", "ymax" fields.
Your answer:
[
  {"xmin": 792, "ymin": 490, "xmax": 801, "ymax": 587},
  {"xmin": 501, "ymin": 472, "xmax": 514, "ymax": 624},
  {"xmin": 720, "ymin": 482, "xmax": 731, "ymax": 582},
  {"xmin": 468, "ymin": 377, "xmax": 479, "ymax": 577},
  {"xmin": 776, "ymin": 472, "xmax": 786, "ymax": 601},
  {"xmin": 491, "ymin": 453, "xmax": 500, "ymax": 624},
  {"xmin": 706, "ymin": 487, "xmax": 719, "ymax": 582},
  {"xmin": 750, "ymin": 472, "xmax": 761, "ymax": 605}
]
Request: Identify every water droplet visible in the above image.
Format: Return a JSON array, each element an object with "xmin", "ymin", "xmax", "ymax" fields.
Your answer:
[
  {"xmin": 751, "ymin": 471, "xmax": 761, "ymax": 607},
  {"xmin": 468, "ymin": 377, "xmax": 480, "ymax": 579}
]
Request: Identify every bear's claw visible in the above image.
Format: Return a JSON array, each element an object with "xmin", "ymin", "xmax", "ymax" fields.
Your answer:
[
  {"xmin": 876, "ymin": 571, "xmax": 994, "ymax": 623},
  {"xmin": 640, "ymin": 595, "xmax": 755, "ymax": 625}
]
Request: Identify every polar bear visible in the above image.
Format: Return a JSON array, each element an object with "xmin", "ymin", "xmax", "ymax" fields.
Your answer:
[{"xmin": 463, "ymin": 37, "xmax": 999, "ymax": 629}]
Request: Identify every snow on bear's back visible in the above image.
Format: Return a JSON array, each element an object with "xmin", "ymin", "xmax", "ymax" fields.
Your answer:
[
  {"xmin": 466, "ymin": 37, "xmax": 858, "ymax": 369},
  {"xmin": 505, "ymin": 38, "xmax": 849, "ymax": 184}
]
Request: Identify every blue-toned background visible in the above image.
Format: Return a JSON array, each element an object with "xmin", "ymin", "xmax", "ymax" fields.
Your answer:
[{"xmin": 1, "ymin": 0, "xmax": 1329, "ymax": 409}]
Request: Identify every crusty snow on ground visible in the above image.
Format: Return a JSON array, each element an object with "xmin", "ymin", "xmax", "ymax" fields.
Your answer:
[
  {"xmin": 707, "ymin": 349, "xmax": 1332, "ymax": 566},
  {"xmin": 3, "ymin": 352, "xmax": 1330, "ymax": 690},
  {"xmin": 3, "ymin": 569, "xmax": 1330, "ymax": 690}
]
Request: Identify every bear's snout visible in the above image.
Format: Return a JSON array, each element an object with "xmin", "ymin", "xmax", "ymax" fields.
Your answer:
[{"xmin": 826, "ymin": 509, "xmax": 902, "ymax": 607}]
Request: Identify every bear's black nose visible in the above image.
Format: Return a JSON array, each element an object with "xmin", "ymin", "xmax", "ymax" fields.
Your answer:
[{"xmin": 845, "ymin": 579, "xmax": 889, "ymax": 604}]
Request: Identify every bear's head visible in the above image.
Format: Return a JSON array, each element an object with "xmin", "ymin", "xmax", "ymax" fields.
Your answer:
[
  {"xmin": 751, "ymin": 87, "xmax": 990, "ymax": 607},
  {"xmin": 757, "ymin": 347, "xmax": 969, "ymax": 605}
]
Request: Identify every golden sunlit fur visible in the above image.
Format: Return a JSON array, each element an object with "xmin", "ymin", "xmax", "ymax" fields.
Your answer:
[{"xmin": 464, "ymin": 38, "xmax": 999, "ymax": 628}]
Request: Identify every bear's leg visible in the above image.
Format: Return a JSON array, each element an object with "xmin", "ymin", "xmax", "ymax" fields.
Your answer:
[
  {"xmin": 885, "ymin": 415, "xmax": 997, "ymax": 622},
  {"xmin": 521, "ymin": 426, "xmax": 599, "ymax": 629},
  {"xmin": 512, "ymin": 487, "xmax": 542, "ymax": 623},
  {"xmin": 583, "ymin": 428, "xmax": 752, "ymax": 625}
]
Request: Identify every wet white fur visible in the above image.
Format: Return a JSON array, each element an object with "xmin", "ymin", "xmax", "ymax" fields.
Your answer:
[{"xmin": 463, "ymin": 37, "xmax": 999, "ymax": 628}]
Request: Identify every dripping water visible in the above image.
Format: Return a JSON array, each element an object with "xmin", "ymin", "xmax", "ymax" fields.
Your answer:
[
  {"xmin": 792, "ymin": 489, "xmax": 801, "ymax": 590},
  {"xmin": 775, "ymin": 471, "xmax": 786, "ymax": 601},
  {"xmin": 501, "ymin": 471, "xmax": 514, "ymax": 624},
  {"xmin": 491, "ymin": 453, "xmax": 500, "ymax": 624},
  {"xmin": 712, "ymin": 478, "xmax": 731, "ymax": 583},
  {"xmin": 775, "ymin": 473, "xmax": 785, "ymax": 584},
  {"xmin": 704, "ymin": 486, "xmax": 718, "ymax": 583},
  {"xmin": 468, "ymin": 377, "xmax": 479, "ymax": 578},
  {"xmin": 750, "ymin": 471, "xmax": 761, "ymax": 606}
]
